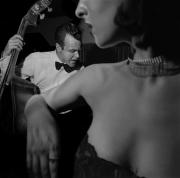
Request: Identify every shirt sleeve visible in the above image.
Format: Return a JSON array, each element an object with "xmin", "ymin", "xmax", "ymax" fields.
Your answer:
[
  {"xmin": 0, "ymin": 55, "xmax": 11, "ymax": 80},
  {"xmin": 20, "ymin": 53, "xmax": 35, "ymax": 80}
]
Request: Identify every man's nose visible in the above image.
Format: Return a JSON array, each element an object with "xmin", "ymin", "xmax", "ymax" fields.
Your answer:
[{"xmin": 74, "ymin": 51, "xmax": 80, "ymax": 59}]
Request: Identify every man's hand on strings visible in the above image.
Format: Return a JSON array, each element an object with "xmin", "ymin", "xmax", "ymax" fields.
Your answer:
[{"xmin": 1, "ymin": 34, "xmax": 24, "ymax": 58}]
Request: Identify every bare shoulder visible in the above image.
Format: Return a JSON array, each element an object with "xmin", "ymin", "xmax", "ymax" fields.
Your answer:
[
  {"xmin": 82, "ymin": 61, "xmax": 127, "ymax": 76},
  {"xmin": 79, "ymin": 63, "xmax": 108, "ymax": 84},
  {"xmin": 79, "ymin": 61, "xmax": 127, "ymax": 91}
]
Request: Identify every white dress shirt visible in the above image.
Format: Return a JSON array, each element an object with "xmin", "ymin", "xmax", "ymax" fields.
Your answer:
[{"xmin": 0, "ymin": 50, "xmax": 83, "ymax": 94}]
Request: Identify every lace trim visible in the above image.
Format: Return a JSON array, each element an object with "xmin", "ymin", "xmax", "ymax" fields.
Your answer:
[
  {"xmin": 128, "ymin": 57, "xmax": 180, "ymax": 77},
  {"xmin": 132, "ymin": 56, "xmax": 166, "ymax": 64}
]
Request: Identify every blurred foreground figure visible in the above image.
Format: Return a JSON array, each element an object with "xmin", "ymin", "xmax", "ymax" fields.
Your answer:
[{"xmin": 25, "ymin": 0, "xmax": 180, "ymax": 178}]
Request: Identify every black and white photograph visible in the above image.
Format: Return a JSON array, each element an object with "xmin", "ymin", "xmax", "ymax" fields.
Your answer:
[{"xmin": 0, "ymin": 0, "xmax": 180, "ymax": 178}]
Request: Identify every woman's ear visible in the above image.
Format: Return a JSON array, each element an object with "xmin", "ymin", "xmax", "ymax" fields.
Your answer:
[{"xmin": 115, "ymin": 0, "xmax": 143, "ymax": 29}]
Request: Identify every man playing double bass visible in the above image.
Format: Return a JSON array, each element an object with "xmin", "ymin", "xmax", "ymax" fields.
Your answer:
[
  {"xmin": 0, "ymin": 22, "xmax": 83, "ymax": 94},
  {"xmin": 0, "ymin": 22, "xmax": 91, "ymax": 177}
]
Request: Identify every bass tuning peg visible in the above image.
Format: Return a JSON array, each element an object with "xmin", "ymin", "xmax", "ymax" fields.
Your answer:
[
  {"xmin": 40, "ymin": 13, "xmax": 45, "ymax": 20},
  {"xmin": 47, "ymin": 7, "xmax": 53, "ymax": 12}
]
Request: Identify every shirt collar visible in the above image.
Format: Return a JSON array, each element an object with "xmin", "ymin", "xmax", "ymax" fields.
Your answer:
[{"xmin": 51, "ymin": 50, "xmax": 63, "ymax": 63}]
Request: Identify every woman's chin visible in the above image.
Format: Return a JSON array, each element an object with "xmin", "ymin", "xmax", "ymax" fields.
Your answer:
[
  {"xmin": 95, "ymin": 37, "xmax": 121, "ymax": 49},
  {"xmin": 94, "ymin": 36, "xmax": 110, "ymax": 48}
]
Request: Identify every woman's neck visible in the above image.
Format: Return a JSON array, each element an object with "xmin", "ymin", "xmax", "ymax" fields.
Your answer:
[
  {"xmin": 133, "ymin": 46, "xmax": 154, "ymax": 61},
  {"xmin": 131, "ymin": 36, "xmax": 156, "ymax": 61}
]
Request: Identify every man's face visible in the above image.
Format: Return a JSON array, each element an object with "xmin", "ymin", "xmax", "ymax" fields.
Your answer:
[{"xmin": 60, "ymin": 34, "xmax": 81, "ymax": 67}]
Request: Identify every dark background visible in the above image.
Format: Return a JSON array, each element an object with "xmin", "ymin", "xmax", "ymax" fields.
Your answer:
[
  {"xmin": 0, "ymin": 0, "xmax": 132, "ymax": 66},
  {"xmin": 0, "ymin": 0, "xmax": 78, "ymax": 54}
]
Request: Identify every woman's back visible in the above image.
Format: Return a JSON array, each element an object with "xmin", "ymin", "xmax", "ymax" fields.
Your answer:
[{"xmin": 84, "ymin": 60, "xmax": 180, "ymax": 178}]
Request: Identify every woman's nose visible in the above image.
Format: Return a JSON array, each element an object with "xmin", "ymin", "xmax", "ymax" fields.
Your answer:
[{"xmin": 75, "ymin": 3, "xmax": 88, "ymax": 19}]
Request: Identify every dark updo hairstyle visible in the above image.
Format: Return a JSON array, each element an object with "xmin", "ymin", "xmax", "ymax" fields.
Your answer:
[
  {"xmin": 115, "ymin": 0, "xmax": 180, "ymax": 62},
  {"xmin": 54, "ymin": 22, "xmax": 81, "ymax": 48}
]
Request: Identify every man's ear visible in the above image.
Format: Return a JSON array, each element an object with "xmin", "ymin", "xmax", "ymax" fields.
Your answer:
[{"xmin": 56, "ymin": 43, "xmax": 62, "ymax": 52}]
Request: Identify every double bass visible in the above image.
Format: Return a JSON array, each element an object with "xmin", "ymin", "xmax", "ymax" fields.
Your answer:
[{"xmin": 0, "ymin": 0, "xmax": 52, "ymax": 135}]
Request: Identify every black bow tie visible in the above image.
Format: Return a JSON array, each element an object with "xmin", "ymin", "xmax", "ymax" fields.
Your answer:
[{"xmin": 55, "ymin": 61, "xmax": 74, "ymax": 73}]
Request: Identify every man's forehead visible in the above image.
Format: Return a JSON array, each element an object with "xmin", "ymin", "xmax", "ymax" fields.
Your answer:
[{"xmin": 64, "ymin": 34, "xmax": 81, "ymax": 47}]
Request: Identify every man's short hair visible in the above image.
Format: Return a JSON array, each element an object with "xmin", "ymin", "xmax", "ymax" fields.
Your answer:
[{"xmin": 54, "ymin": 22, "xmax": 81, "ymax": 48}]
